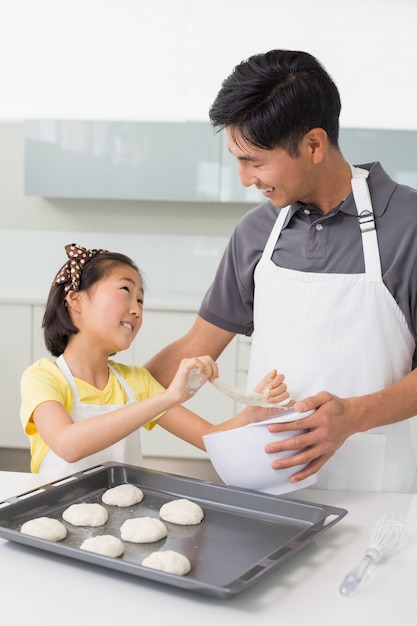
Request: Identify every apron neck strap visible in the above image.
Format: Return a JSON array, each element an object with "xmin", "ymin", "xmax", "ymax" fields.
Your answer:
[
  {"xmin": 56, "ymin": 355, "xmax": 81, "ymax": 401},
  {"xmin": 350, "ymin": 165, "xmax": 382, "ymax": 280},
  {"xmin": 262, "ymin": 206, "xmax": 290, "ymax": 261}
]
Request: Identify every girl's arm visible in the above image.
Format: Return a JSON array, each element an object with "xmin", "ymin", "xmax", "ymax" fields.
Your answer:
[
  {"xmin": 158, "ymin": 369, "xmax": 291, "ymax": 449},
  {"xmin": 33, "ymin": 356, "xmax": 218, "ymax": 463}
]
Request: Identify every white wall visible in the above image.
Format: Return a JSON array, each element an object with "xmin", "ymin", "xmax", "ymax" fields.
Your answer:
[{"xmin": 0, "ymin": 0, "xmax": 416, "ymax": 128}]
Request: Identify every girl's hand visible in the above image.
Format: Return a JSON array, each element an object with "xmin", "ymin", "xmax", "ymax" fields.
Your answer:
[
  {"xmin": 254, "ymin": 368, "xmax": 291, "ymax": 405},
  {"xmin": 165, "ymin": 356, "xmax": 218, "ymax": 406},
  {"xmin": 245, "ymin": 369, "xmax": 292, "ymax": 423}
]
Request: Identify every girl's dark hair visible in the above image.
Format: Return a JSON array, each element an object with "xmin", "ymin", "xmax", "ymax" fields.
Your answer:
[
  {"xmin": 209, "ymin": 49, "xmax": 341, "ymax": 156},
  {"xmin": 43, "ymin": 251, "xmax": 141, "ymax": 357}
]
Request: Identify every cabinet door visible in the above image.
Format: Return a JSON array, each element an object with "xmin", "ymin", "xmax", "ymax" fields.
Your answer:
[
  {"xmin": 25, "ymin": 121, "xmax": 221, "ymax": 202},
  {"xmin": 234, "ymin": 335, "xmax": 252, "ymax": 409},
  {"xmin": 135, "ymin": 310, "xmax": 237, "ymax": 459},
  {"xmin": 32, "ymin": 304, "xmax": 47, "ymax": 361},
  {"xmin": 0, "ymin": 304, "xmax": 32, "ymax": 447}
]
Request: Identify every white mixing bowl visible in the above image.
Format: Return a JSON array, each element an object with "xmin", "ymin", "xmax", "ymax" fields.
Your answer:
[{"xmin": 203, "ymin": 409, "xmax": 317, "ymax": 495}]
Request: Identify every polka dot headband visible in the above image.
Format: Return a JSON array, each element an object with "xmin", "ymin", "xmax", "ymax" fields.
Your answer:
[{"xmin": 53, "ymin": 243, "xmax": 107, "ymax": 292}]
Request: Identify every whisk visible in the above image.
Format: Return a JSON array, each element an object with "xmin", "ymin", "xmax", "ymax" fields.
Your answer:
[{"xmin": 339, "ymin": 513, "xmax": 405, "ymax": 596}]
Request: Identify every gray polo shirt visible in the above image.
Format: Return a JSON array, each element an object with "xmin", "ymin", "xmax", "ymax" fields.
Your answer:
[{"xmin": 199, "ymin": 162, "xmax": 417, "ymax": 367}]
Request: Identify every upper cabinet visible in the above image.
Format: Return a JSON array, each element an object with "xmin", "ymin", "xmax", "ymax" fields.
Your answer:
[
  {"xmin": 339, "ymin": 128, "xmax": 417, "ymax": 188},
  {"xmin": 25, "ymin": 121, "xmax": 417, "ymax": 203},
  {"xmin": 24, "ymin": 120, "xmax": 261, "ymax": 204}
]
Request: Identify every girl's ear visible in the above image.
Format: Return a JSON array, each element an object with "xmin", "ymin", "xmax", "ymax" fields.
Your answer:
[{"xmin": 65, "ymin": 290, "xmax": 82, "ymax": 313}]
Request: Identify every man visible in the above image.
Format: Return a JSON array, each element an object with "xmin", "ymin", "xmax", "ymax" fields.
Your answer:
[{"xmin": 146, "ymin": 49, "xmax": 417, "ymax": 492}]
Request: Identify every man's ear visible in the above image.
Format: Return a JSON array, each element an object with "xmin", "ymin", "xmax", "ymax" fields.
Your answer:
[{"xmin": 304, "ymin": 127, "xmax": 328, "ymax": 163}]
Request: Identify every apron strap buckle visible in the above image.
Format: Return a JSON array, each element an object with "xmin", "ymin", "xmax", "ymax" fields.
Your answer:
[{"xmin": 358, "ymin": 209, "xmax": 376, "ymax": 233}]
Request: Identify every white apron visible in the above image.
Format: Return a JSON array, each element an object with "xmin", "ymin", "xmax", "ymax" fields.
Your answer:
[
  {"xmin": 247, "ymin": 166, "xmax": 417, "ymax": 492},
  {"xmin": 39, "ymin": 355, "xmax": 143, "ymax": 476}
]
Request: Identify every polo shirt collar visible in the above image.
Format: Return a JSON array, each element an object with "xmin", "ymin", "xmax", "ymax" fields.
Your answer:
[{"xmin": 285, "ymin": 162, "xmax": 396, "ymax": 224}]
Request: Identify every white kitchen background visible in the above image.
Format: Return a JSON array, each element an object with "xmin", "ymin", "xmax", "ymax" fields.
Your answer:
[
  {"xmin": 1, "ymin": 0, "xmax": 417, "ymax": 127},
  {"xmin": 1, "ymin": 0, "xmax": 417, "ymax": 458}
]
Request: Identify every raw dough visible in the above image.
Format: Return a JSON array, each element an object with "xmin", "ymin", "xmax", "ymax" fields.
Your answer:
[
  {"xmin": 62, "ymin": 503, "xmax": 108, "ymax": 527},
  {"xmin": 102, "ymin": 484, "xmax": 144, "ymax": 507},
  {"xmin": 80, "ymin": 534, "xmax": 124, "ymax": 558},
  {"xmin": 120, "ymin": 517, "xmax": 167, "ymax": 543},
  {"xmin": 159, "ymin": 498, "xmax": 204, "ymax": 525},
  {"xmin": 142, "ymin": 550, "xmax": 191, "ymax": 576},
  {"xmin": 20, "ymin": 516, "xmax": 67, "ymax": 541}
]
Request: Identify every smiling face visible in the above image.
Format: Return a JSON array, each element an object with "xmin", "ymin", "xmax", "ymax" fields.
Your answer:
[
  {"xmin": 66, "ymin": 263, "xmax": 144, "ymax": 356},
  {"xmin": 226, "ymin": 126, "xmax": 323, "ymax": 209}
]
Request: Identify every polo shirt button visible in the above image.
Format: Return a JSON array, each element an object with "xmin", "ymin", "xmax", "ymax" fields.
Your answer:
[
  {"xmin": 315, "ymin": 223, "xmax": 323, "ymax": 231},
  {"xmin": 303, "ymin": 208, "xmax": 311, "ymax": 215}
]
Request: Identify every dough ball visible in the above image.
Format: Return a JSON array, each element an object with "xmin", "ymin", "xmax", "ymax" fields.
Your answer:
[
  {"xmin": 159, "ymin": 498, "xmax": 204, "ymax": 525},
  {"xmin": 20, "ymin": 516, "xmax": 67, "ymax": 541},
  {"xmin": 120, "ymin": 517, "xmax": 167, "ymax": 543},
  {"xmin": 102, "ymin": 484, "xmax": 144, "ymax": 507},
  {"xmin": 62, "ymin": 503, "xmax": 108, "ymax": 527},
  {"xmin": 142, "ymin": 550, "xmax": 191, "ymax": 576},
  {"xmin": 80, "ymin": 534, "xmax": 124, "ymax": 558}
]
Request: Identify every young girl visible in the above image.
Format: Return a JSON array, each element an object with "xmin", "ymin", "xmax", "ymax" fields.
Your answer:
[{"xmin": 20, "ymin": 243, "xmax": 290, "ymax": 476}]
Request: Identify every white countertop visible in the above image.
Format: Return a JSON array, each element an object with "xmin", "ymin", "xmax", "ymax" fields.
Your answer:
[{"xmin": 1, "ymin": 471, "xmax": 416, "ymax": 626}]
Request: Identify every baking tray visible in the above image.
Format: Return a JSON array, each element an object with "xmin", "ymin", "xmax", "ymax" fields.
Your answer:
[{"xmin": 0, "ymin": 462, "xmax": 347, "ymax": 597}]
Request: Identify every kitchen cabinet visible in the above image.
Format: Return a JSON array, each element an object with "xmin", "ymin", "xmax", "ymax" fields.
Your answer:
[
  {"xmin": 25, "ymin": 122, "xmax": 417, "ymax": 202},
  {"xmin": 0, "ymin": 304, "xmax": 33, "ymax": 447},
  {"xmin": 25, "ymin": 121, "xmax": 226, "ymax": 202},
  {"xmin": 235, "ymin": 335, "xmax": 251, "ymax": 400}
]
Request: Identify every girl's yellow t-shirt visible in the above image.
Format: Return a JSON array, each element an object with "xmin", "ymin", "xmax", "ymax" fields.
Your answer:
[{"xmin": 20, "ymin": 358, "xmax": 166, "ymax": 472}]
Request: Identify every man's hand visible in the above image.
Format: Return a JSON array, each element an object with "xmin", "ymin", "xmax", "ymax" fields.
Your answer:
[{"xmin": 265, "ymin": 391, "xmax": 356, "ymax": 483}]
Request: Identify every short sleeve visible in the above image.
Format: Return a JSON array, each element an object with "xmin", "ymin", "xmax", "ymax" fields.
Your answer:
[{"xmin": 20, "ymin": 358, "xmax": 72, "ymax": 435}]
